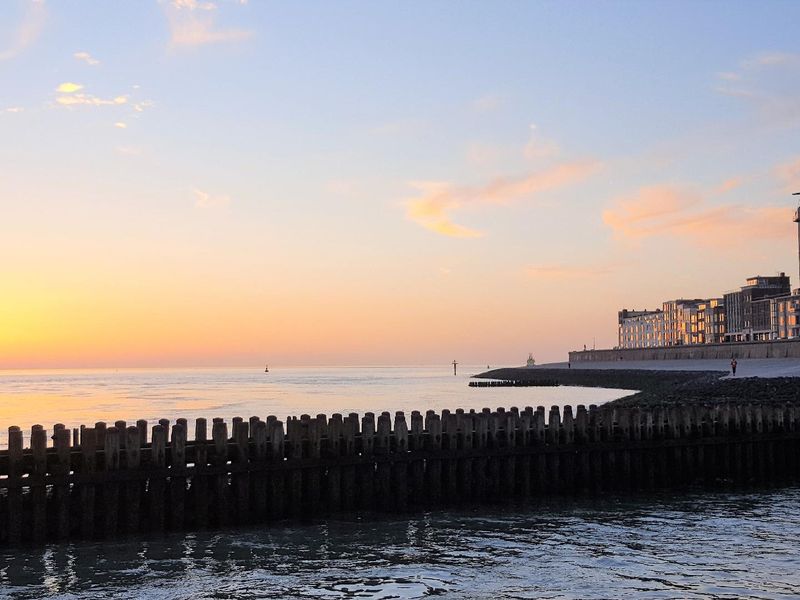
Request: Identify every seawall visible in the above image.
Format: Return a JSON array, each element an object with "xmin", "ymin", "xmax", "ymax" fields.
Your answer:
[{"xmin": 570, "ymin": 339, "xmax": 800, "ymax": 362}]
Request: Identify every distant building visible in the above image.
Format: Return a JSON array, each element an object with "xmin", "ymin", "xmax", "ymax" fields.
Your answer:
[
  {"xmin": 723, "ymin": 274, "xmax": 790, "ymax": 342},
  {"xmin": 617, "ymin": 274, "xmax": 792, "ymax": 348},
  {"xmin": 774, "ymin": 292, "xmax": 800, "ymax": 340}
]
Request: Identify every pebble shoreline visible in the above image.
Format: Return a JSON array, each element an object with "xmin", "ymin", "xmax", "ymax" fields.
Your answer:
[{"xmin": 474, "ymin": 366, "xmax": 800, "ymax": 407}]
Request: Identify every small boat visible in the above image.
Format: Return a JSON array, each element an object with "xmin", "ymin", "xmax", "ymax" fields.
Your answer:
[{"xmin": 264, "ymin": 364, "xmax": 269, "ymax": 373}]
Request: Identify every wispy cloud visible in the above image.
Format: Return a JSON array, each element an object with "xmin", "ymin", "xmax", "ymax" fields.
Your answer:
[
  {"xmin": 603, "ymin": 184, "xmax": 792, "ymax": 248},
  {"xmin": 4, "ymin": 107, "xmax": 24, "ymax": 113},
  {"xmin": 56, "ymin": 94, "xmax": 127, "ymax": 107},
  {"xmin": 193, "ymin": 188, "xmax": 231, "ymax": 209},
  {"xmin": 73, "ymin": 51, "xmax": 99, "ymax": 66},
  {"xmin": 114, "ymin": 122, "xmax": 127, "ymax": 129},
  {"xmin": 715, "ymin": 51, "xmax": 800, "ymax": 128},
  {"xmin": 56, "ymin": 82, "xmax": 83, "ymax": 93},
  {"xmin": 405, "ymin": 161, "xmax": 601, "ymax": 238},
  {"xmin": 165, "ymin": 0, "xmax": 253, "ymax": 47},
  {"xmin": 0, "ymin": 0, "xmax": 46, "ymax": 62}
]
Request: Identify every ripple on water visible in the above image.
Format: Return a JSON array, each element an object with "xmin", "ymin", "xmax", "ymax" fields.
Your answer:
[{"xmin": 1, "ymin": 490, "xmax": 800, "ymax": 599}]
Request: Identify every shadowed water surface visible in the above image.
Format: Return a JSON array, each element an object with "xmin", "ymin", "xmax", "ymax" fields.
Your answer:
[{"xmin": 1, "ymin": 489, "xmax": 798, "ymax": 599}]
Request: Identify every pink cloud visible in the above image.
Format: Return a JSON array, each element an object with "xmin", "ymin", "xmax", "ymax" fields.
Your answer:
[
  {"xmin": 405, "ymin": 161, "xmax": 601, "ymax": 238},
  {"xmin": 603, "ymin": 184, "xmax": 793, "ymax": 247}
]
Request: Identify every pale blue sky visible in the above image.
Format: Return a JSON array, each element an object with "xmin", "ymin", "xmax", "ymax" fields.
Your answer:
[{"xmin": 2, "ymin": 1, "xmax": 800, "ymax": 367}]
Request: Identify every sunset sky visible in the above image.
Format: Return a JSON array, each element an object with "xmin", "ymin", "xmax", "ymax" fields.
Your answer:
[{"xmin": 2, "ymin": 1, "xmax": 800, "ymax": 368}]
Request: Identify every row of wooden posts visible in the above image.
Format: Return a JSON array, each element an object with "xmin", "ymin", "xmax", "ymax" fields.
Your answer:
[
  {"xmin": 1, "ymin": 402, "xmax": 799, "ymax": 545},
  {"xmin": 468, "ymin": 380, "xmax": 559, "ymax": 387}
]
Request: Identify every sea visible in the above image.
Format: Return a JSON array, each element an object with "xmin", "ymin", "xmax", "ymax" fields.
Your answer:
[{"xmin": 0, "ymin": 366, "xmax": 798, "ymax": 599}]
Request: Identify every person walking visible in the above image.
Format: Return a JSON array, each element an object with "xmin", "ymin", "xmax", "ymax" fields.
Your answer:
[{"xmin": 731, "ymin": 358, "xmax": 737, "ymax": 376}]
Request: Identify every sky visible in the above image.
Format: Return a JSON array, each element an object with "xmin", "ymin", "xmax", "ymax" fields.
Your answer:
[{"xmin": 2, "ymin": 0, "xmax": 800, "ymax": 368}]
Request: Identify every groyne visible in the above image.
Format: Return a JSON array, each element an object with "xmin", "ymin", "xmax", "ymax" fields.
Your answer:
[{"xmin": 2, "ymin": 404, "xmax": 799, "ymax": 546}]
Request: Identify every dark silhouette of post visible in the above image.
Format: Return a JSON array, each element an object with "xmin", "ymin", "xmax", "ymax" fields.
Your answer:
[{"xmin": 452, "ymin": 360, "xmax": 458, "ymax": 376}]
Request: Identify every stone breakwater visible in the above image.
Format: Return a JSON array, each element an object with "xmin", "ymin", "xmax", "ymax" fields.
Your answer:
[{"xmin": 474, "ymin": 367, "xmax": 800, "ymax": 407}]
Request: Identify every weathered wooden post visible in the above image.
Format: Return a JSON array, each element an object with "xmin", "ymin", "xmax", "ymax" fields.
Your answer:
[
  {"xmin": 80, "ymin": 427, "xmax": 98, "ymax": 538},
  {"xmin": 443, "ymin": 412, "xmax": 459, "ymax": 503},
  {"xmin": 575, "ymin": 405, "xmax": 590, "ymax": 494},
  {"xmin": 426, "ymin": 413, "xmax": 443, "ymax": 505},
  {"xmin": 306, "ymin": 416, "xmax": 323, "ymax": 515},
  {"xmin": 103, "ymin": 426, "xmax": 121, "ymax": 537},
  {"xmin": 232, "ymin": 420, "xmax": 251, "ymax": 523},
  {"xmin": 287, "ymin": 418, "xmax": 304, "ymax": 517},
  {"xmin": 53, "ymin": 426, "xmax": 72, "ymax": 539},
  {"xmin": 325, "ymin": 414, "xmax": 343, "ymax": 513},
  {"xmin": 562, "ymin": 407, "xmax": 575, "ymax": 493},
  {"xmin": 149, "ymin": 424, "xmax": 167, "ymax": 533},
  {"xmin": 193, "ymin": 418, "xmax": 209, "ymax": 529},
  {"xmin": 124, "ymin": 426, "xmax": 142, "ymax": 533},
  {"xmin": 473, "ymin": 411, "xmax": 489, "ymax": 499},
  {"xmin": 547, "ymin": 406, "xmax": 561, "ymax": 492},
  {"xmin": 409, "ymin": 411, "xmax": 425, "ymax": 505},
  {"xmin": 7, "ymin": 426, "xmax": 23, "ymax": 544},
  {"xmin": 251, "ymin": 420, "xmax": 268, "ymax": 521},
  {"xmin": 211, "ymin": 419, "xmax": 230, "ymax": 527},
  {"xmin": 359, "ymin": 413, "xmax": 376, "ymax": 510},
  {"xmin": 30, "ymin": 425, "xmax": 48, "ymax": 543},
  {"xmin": 269, "ymin": 420, "xmax": 286, "ymax": 519},
  {"xmin": 136, "ymin": 419, "xmax": 148, "ymax": 448},
  {"xmin": 340, "ymin": 414, "xmax": 358, "ymax": 510},
  {"xmin": 170, "ymin": 423, "xmax": 187, "ymax": 530},
  {"xmin": 393, "ymin": 412, "xmax": 409, "ymax": 512}
]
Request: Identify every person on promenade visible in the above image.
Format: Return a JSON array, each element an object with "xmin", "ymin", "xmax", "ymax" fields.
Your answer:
[{"xmin": 731, "ymin": 358, "xmax": 737, "ymax": 376}]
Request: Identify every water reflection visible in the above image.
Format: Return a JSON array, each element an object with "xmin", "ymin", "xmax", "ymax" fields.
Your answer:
[{"xmin": 1, "ymin": 489, "xmax": 799, "ymax": 599}]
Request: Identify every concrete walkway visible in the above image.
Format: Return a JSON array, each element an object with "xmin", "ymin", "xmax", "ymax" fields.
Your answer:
[{"xmin": 538, "ymin": 359, "xmax": 800, "ymax": 379}]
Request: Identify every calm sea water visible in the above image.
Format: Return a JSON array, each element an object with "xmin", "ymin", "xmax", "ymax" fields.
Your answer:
[
  {"xmin": 0, "ymin": 490, "xmax": 798, "ymax": 599},
  {"xmin": 0, "ymin": 366, "xmax": 632, "ymax": 445},
  {"xmin": 0, "ymin": 367, "xmax": 798, "ymax": 599}
]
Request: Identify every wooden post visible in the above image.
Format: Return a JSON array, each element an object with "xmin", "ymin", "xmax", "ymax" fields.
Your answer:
[
  {"xmin": 7, "ymin": 427, "xmax": 23, "ymax": 544},
  {"xmin": 136, "ymin": 419, "xmax": 148, "ymax": 448},
  {"xmin": 359, "ymin": 413, "xmax": 376, "ymax": 510},
  {"xmin": 115, "ymin": 420, "xmax": 127, "ymax": 448},
  {"xmin": 393, "ymin": 411, "xmax": 409, "ymax": 512},
  {"xmin": 232, "ymin": 420, "xmax": 251, "ymax": 524},
  {"xmin": 79, "ymin": 427, "xmax": 98, "ymax": 538},
  {"xmin": 457, "ymin": 410, "xmax": 475, "ymax": 499},
  {"xmin": 103, "ymin": 426, "xmax": 121, "ymax": 538},
  {"xmin": 193, "ymin": 418, "xmax": 209, "ymax": 529},
  {"xmin": 325, "ymin": 414, "xmax": 343, "ymax": 513},
  {"xmin": 547, "ymin": 406, "xmax": 561, "ymax": 493},
  {"xmin": 287, "ymin": 418, "xmax": 304, "ymax": 517},
  {"xmin": 170, "ymin": 423, "xmax": 187, "ymax": 530},
  {"xmin": 306, "ymin": 416, "xmax": 322, "ymax": 516},
  {"xmin": 252, "ymin": 420, "xmax": 269, "ymax": 521},
  {"xmin": 211, "ymin": 420, "xmax": 230, "ymax": 527},
  {"xmin": 340, "ymin": 414, "xmax": 358, "ymax": 511},
  {"xmin": 124, "ymin": 426, "xmax": 142, "ymax": 533},
  {"xmin": 409, "ymin": 411, "xmax": 425, "ymax": 506},
  {"xmin": 269, "ymin": 420, "xmax": 286, "ymax": 519},
  {"xmin": 426, "ymin": 413, "xmax": 443, "ymax": 505},
  {"xmin": 30, "ymin": 425, "xmax": 48, "ymax": 543},
  {"xmin": 53, "ymin": 426, "xmax": 71, "ymax": 539},
  {"xmin": 149, "ymin": 424, "xmax": 167, "ymax": 532},
  {"xmin": 561, "ymin": 407, "xmax": 575, "ymax": 493},
  {"xmin": 442, "ymin": 412, "xmax": 459, "ymax": 503},
  {"xmin": 575, "ymin": 406, "xmax": 590, "ymax": 494},
  {"xmin": 474, "ymin": 412, "xmax": 489, "ymax": 499}
]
